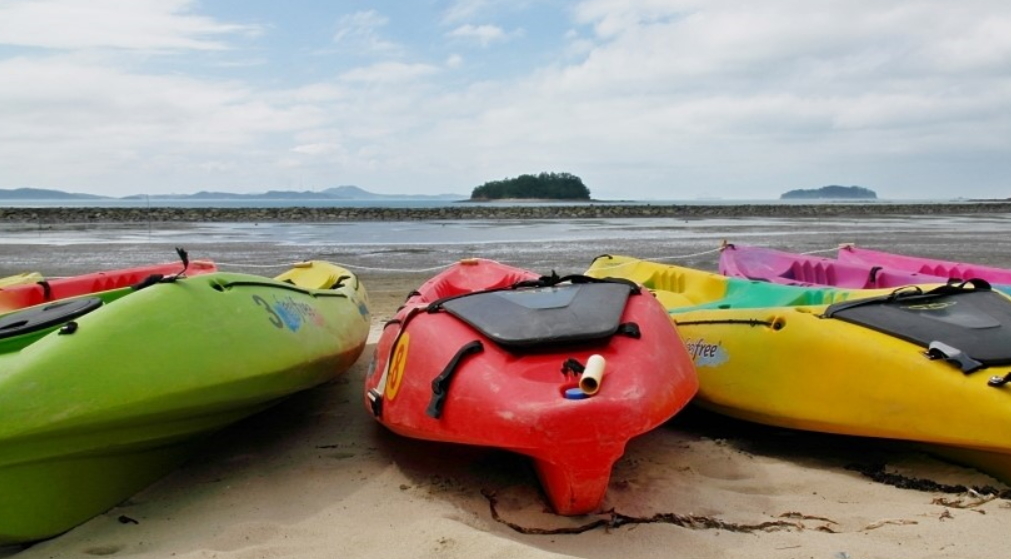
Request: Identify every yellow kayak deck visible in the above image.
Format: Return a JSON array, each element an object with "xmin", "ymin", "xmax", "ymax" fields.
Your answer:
[{"xmin": 585, "ymin": 254, "xmax": 1011, "ymax": 483}]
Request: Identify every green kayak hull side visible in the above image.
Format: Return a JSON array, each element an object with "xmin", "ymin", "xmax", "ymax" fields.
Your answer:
[{"xmin": 0, "ymin": 265, "xmax": 370, "ymax": 544}]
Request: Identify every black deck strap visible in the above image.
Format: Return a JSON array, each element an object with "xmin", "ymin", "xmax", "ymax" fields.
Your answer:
[
  {"xmin": 132, "ymin": 273, "xmax": 166, "ymax": 291},
  {"xmin": 511, "ymin": 270, "xmax": 561, "ymax": 289},
  {"xmin": 332, "ymin": 274, "xmax": 350, "ymax": 290},
  {"xmin": 868, "ymin": 266, "xmax": 882, "ymax": 284},
  {"xmin": 170, "ymin": 246, "xmax": 191, "ymax": 280},
  {"xmin": 426, "ymin": 340, "xmax": 484, "ymax": 419},
  {"xmin": 822, "ymin": 285, "xmax": 923, "ymax": 318},
  {"xmin": 822, "ymin": 280, "xmax": 992, "ymax": 319},
  {"xmin": 176, "ymin": 246, "xmax": 190, "ymax": 268},
  {"xmin": 512, "ymin": 272, "xmax": 641, "ymax": 294},
  {"xmin": 947, "ymin": 278, "xmax": 991, "ymax": 291},
  {"xmin": 617, "ymin": 322, "xmax": 641, "ymax": 338},
  {"xmin": 932, "ymin": 277, "xmax": 992, "ymax": 293},
  {"xmin": 130, "ymin": 248, "xmax": 195, "ymax": 290},
  {"xmin": 561, "ymin": 357, "xmax": 585, "ymax": 377},
  {"xmin": 568, "ymin": 274, "xmax": 641, "ymax": 293},
  {"xmin": 424, "ymin": 271, "xmax": 641, "ymax": 315},
  {"xmin": 926, "ymin": 341, "xmax": 985, "ymax": 374},
  {"xmin": 36, "ymin": 280, "xmax": 52, "ymax": 301}
]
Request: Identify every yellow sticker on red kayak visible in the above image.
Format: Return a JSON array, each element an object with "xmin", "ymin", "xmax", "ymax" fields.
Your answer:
[{"xmin": 385, "ymin": 333, "xmax": 409, "ymax": 400}]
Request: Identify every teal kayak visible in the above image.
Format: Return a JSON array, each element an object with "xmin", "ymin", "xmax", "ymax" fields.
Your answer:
[{"xmin": 0, "ymin": 261, "xmax": 370, "ymax": 545}]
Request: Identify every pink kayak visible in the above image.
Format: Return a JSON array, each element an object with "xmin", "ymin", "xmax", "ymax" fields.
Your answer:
[
  {"xmin": 838, "ymin": 245, "xmax": 1011, "ymax": 285},
  {"xmin": 719, "ymin": 243, "xmax": 950, "ymax": 288}
]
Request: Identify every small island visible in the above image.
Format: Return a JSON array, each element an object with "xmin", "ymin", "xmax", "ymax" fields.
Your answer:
[
  {"xmin": 471, "ymin": 172, "xmax": 591, "ymax": 201},
  {"xmin": 780, "ymin": 185, "xmax": 877, "ymax": 200}
]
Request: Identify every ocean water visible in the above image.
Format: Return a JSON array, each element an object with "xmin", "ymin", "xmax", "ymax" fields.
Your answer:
[
  {"xmin": 0, "ymin": 197, "xmax": 972, "ymax": 209},
  {"xmin": 4, "ymin": 212, "xmax": 1011, "ymax": 277}
]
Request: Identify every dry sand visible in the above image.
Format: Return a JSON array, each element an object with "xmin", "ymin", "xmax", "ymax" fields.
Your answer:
[{"xmin": 5, "ymin": 226, "xmax": 1011, "ymax": 558}]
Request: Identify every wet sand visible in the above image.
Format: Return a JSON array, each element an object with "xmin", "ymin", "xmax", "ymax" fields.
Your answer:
[{"xmin": 4, "ymin": 213, "xmax": 1011, "ymax": 558}]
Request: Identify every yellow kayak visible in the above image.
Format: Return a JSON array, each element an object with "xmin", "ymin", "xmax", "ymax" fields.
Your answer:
[
  {"xmin": 585, "ymin": 254, "xmax": 1011, "ymax": 482},
  {"xmin": 0, "ymin": 272, "xmax": 42, "ymax": 288}
]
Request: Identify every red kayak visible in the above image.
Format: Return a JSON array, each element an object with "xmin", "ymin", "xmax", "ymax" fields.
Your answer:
[
  {"xmin": 364, "ymin": 258, "xmax": 698, "ymax": 515},
  {"xmin": 0, "ymin": 249, "xmax": 216, "ymax": 312}
]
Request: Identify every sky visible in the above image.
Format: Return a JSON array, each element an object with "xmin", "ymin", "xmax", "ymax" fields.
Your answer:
[{"xmin": 1, "ymin": 1, "xmax": 1010, "ymax": 201}]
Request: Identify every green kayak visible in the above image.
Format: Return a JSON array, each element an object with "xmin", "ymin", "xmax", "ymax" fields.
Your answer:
[{"xmin": 0, "ymin": 261, "xmax": 370, "ymax": 545}]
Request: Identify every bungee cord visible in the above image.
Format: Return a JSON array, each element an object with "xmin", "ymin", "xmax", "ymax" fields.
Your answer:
[
  {"xmin": 799, "ymin": 242, "xmax": 855, "ymax": 256},
  {"xmin": 648, "ymin": 246, "xmax": 723, "ymax": 261}
]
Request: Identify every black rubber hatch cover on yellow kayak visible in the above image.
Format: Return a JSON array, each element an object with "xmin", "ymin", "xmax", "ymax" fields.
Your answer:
[{"xmin": 825, "ymin": 281, "xmax": 1011, "ymax": 371}]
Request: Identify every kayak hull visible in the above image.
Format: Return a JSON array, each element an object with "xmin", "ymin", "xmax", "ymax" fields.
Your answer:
[
  {"xmin": 719, "ymin": 243, "xmax": 948, "ymax": 288},
  {"xmin": 586, "ymin": 254, "xmax": 1011, "ymax": 484},
  {"xmin": 0, "ymin": 258, "xmax": 217, "ymax": 313},
  {"xmin": 0, "ymin": 272, "xmax": 42, "ymax": 289},
  {"xmin": 365, "ymin": 259, "xmax": 698, "ymax": 515},
  {"xmin": 839, "ymin": 244, "xmax": 1011, "ymax": 285},
  {"xmin": 0, "ymin": 262, "xmax": 370, "ymax": 544}
]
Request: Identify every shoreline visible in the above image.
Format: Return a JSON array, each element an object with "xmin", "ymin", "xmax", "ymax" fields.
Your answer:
[
  {"xmin": 3, "ymin": 201, "xmax": 1011, "ymax": 223},
  {"xmin": 5, "ymin": 223, "xmax": 1011, "ymax": 558},
  {"xmin": 6, "ymin": 264, "xmax": 1011, "ymax": 559}
]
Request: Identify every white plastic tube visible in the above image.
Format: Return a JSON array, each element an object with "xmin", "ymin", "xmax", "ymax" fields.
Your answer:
[{"xmin": 578, "ymin": 354, "xmax": 606, "ymax": 395}]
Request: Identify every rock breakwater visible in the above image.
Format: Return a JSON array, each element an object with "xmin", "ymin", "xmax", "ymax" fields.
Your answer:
[{"xmin": 2, "ymin": 202, "xmax": 1011, "ymax": 224}]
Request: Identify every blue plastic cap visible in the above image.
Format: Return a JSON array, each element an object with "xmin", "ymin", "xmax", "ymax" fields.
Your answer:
[{"xmin": 564, "ymin": 387, "xmax": 589, "ymax": 400}]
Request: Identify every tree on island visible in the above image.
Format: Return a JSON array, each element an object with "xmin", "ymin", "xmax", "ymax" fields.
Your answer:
[
  {"xmin": 471, "ymin": 172, "xmax": 591, "ymax": 200},
  {"xmin": 780, "ymin": 185, "xmax": 877, "ymax": 200}
]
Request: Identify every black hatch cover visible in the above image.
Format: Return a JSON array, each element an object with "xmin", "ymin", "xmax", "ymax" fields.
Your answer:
[
  {"xmin": 824, "ymin": 284, "xmax": 1011, "ymax": 371},
  {"xmin": 0, "ymin": 297, "xmax": 103, "ymax": 340},
  {"xmin": 440, "ymin": 282, "xmax": 634, "ymax": 349}
]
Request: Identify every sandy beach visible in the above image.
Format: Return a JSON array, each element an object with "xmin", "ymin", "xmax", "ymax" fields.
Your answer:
[{"xmin": 4, "ymin": 214, "xmax": 1011, "ymax": 558}]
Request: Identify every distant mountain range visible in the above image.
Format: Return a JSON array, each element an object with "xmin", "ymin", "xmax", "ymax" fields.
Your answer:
[{"xmin": 0, "ymin": 186, "xmax": 466, "ymax": 201}]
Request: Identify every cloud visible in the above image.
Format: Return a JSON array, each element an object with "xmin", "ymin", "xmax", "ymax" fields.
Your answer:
[
  {"xmin": 445, "ymin": 24, "xmax": 510, "ymax": 47},
  {"xmin": 0, "ymin": 0, "xmax": 258, "ymax": 51},
  {"xmin": 396, "ymin": 0, "xmax": 1011, "ymax": 198},
  {"xmin": 333, "ymin": 10, "xmax": 402, "ymax": 56},
  {"xmin": 291, "ymin": 143, "xmax": 342, "ymax": 156},
  {"xmin": 442, "ymin": 0, "xmax": 495, "ymax": 24},
  {"xmin": 338, "ymin": 62, "xmax": 440, "ymax": 83},
  {"xmin": 3, "ymin": 0, "xmax": 1011, "ymax": 199},
  {"xmin": 0, "ymin": 53, "xmax": 327, "ymax": 193}
]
